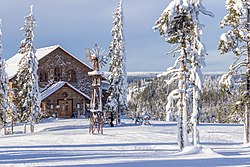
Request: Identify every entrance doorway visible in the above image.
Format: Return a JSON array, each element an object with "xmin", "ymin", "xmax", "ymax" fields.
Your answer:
[{"xmin": 58, "ymin": 99, "xmax": 73, "ymax": 118}]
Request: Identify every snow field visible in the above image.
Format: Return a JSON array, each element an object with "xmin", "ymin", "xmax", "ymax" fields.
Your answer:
[{"xmin": 0, "ymin": 119, "xmax": 249, "ymax": 166}]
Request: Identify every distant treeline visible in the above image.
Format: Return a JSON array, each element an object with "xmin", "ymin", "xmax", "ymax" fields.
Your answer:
[{"xmin": 127, "ymin": 74, "xmax": 244, "ymax": 124}]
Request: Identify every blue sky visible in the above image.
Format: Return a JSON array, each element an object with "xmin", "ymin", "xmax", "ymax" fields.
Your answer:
[{"xmin": 0, "ymin": 0, "xmax": 235, "ymax": 72}]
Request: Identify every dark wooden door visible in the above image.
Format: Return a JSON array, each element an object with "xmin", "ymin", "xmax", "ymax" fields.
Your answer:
[{"xmin": 58, "ymin": 100, "xmax": 72, "ymax": 118}]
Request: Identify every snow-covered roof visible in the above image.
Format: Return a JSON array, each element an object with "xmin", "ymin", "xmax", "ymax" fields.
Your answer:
[
  {"xmin": 88, "ymin": 70, "xmax": 104, "ymax": 76},
  {"xmin": 6, "ymin": 45, "xmax": 92, "ymax": 79},
  {"xmin": 41, "ymin": 81, "xmax": 90, "ymax": 101}
]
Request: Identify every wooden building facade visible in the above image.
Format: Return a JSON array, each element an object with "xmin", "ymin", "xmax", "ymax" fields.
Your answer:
[{"xmin": 6, "ymin": 45, "xmax": 105, "ymax": 118}]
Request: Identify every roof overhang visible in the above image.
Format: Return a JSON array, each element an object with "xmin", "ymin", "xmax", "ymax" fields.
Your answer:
[{"xmin": 41, "ymin": 81, "xmax": 91, "ymax": 101}]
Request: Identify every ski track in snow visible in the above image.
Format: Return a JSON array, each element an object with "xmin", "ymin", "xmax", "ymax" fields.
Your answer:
[{"xmin": 0, "ymin": 119, "xmax": 249, "ymax": 167}]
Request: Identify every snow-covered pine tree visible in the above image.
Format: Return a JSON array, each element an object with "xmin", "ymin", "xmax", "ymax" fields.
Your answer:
[
  {"xmin": 218, "ymin": 0, "xmax": 250, "ymax": 144},
  {"xmin": 107, "ymin": 0, "xmax": 127, "ymax": 125},
  {"xmin": 15, "ymin": 5, "xmax": 41, "ymax": 133},
  {"xmin": 0, "ymin": 19, "xmax": 11, "ymax": 135},
  {"xmin": 154, "ymin": 0, "xmax": 193, "ymax": 150},
  {"xmin": 188, "ymin": 1, "xmax": 214, "ymax": 146},
  {"xmin": 154, "ymin": 0, "xmax": 213, "ymax": 149}
]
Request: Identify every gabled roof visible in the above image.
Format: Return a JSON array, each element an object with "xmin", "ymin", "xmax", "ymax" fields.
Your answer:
[
  {"xmin": 41, "ymin": 81, "xmax": 91, "ymax": 101},
  {"xmin": 6, "ymin": 45, "xmax": 92, "ymax": 79}
]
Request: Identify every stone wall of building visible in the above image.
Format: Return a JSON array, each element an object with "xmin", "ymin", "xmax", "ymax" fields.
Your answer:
[
  {"xmin": 42, "ymin": 85, "xmax": 90, "ymax": 117},
  {"xmin": 38, "ymin": 47, "xmax": 92, "ymax": 96}
]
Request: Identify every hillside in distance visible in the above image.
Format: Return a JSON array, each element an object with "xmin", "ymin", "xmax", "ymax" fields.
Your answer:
[
  {"xmin": 127, "ymin": 71, "xmax": 244, "ymax": 124},
  {"xmin": 127, "ymin": 71, "xmax": 226, "ymax": 82}
]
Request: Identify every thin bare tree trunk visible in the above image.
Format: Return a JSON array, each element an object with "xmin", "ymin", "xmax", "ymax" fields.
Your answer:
[
  {"xmin": 244, "ymin": 8, "xmax": 250, "ymax": 144},
  {"xmin": 3, "ymin": 123, "xmax": 6, "ymax": 135},
  {"xmin": 30, "ymin": 122, "xmax": 34, "ymax": 133},
  {"xmin": 3, "ymin": 113, "xmax": 6, "ymax": 135},
  {"xmin": 116, "ymin": 106, "xmax": 118, "ymax": 126},
  {"xmin": 23, "ymin": 123, "xmax": 26, "ymax": 133},
  {"xmin": 179, "ymin": 77, "xmax": 184, "ymax": 150},
  {"xmin": 118, "ymin": 101, "xmax": 121, "ymax": 124},
  {"xmin": 179, "ymin": 20, "xmax": 189, "ymax": 150},
  {"xmin": 11, "ymin": 116, "xmax": 13, "ymax": 134},
  {"xmin": 244, "ymin": 104, "xmax": 249, "ymax": 143},
  {"xmin": 192, "ymin": 88, "xmax": 198, "ymax": 146}
]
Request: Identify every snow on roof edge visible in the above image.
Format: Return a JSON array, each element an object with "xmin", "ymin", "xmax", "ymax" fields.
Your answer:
[
  {"xmin": 6, "ymin": 44, "xmax": 92, "ymax": 79},
  {"xmin": 41, "ymin": 81, "xmax": 90, "ymax": 101}
]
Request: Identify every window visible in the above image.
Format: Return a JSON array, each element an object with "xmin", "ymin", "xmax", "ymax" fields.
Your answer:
[
  {"xmin": 39, "ymin": 71, "xmax": 48, "ymax": 82},
  {"xmin": 65, "ymin": 101, "xmax": 68, "ymax": 112},
  {"xmin": 69, "ymin": 69, "xmax": 77, "ymax": 82},
  {"xmin": 54, "ymin": 67, "xmax": 62, "ymax": 81},
  {"xmin": 44, "ymin": 72, "xmax": 48, "ymax": 82}
]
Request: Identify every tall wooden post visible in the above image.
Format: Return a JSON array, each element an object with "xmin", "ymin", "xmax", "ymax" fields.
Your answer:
[{"xmin": 88, "ymin": 49, "xmax": 104, "ymax": 134}]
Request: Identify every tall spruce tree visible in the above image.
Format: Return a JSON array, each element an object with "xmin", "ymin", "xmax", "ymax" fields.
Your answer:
[
  {"xmin": 107, "ymin": 0, "xmax": 127, "ymax": 125},
  {"xmin": 154, "ymin": 0, "xmax": 213, "ymax": 149},
  {"xmin": 15, "ymin": 5, "xmax": 41, "ymax": 133},
  {"xmin": 0, "ymin": 19, "xmax": 11, "ymax": 135},
  {"xmin": 218, "ymin": 0, "xmax": 250, "ymax": 144}
]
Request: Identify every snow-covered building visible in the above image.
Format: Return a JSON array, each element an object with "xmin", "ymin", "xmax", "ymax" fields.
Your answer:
[{"xmin": 6, "ymin": 45, "xmax": 103, "ymax": 118}]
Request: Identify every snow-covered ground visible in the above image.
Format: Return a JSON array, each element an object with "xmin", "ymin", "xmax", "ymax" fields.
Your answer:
[{"xmin": 0, "ymin": 118, "xmax": 249, "ymax": 167}]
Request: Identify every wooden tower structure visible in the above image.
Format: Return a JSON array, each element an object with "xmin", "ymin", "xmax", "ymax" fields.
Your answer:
[{"xmin": 86, "ymin": 44, "xmax": 106, "ymax": 134}]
